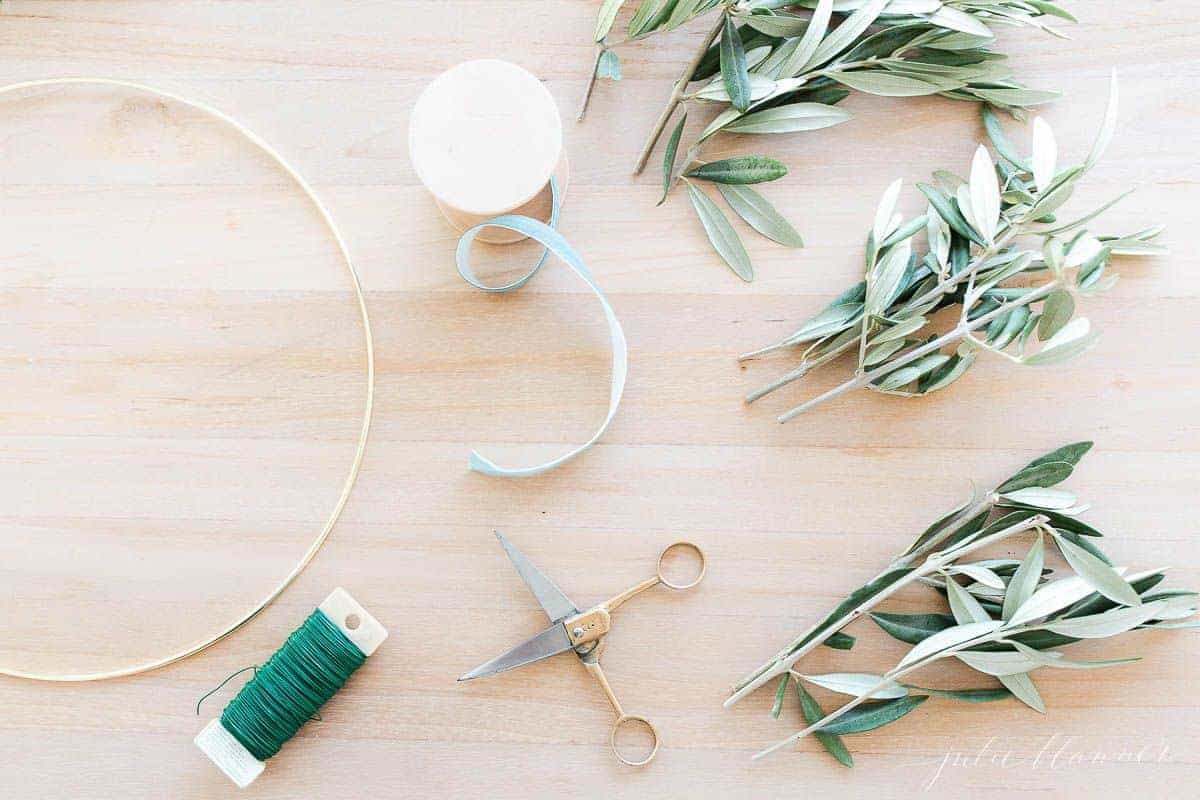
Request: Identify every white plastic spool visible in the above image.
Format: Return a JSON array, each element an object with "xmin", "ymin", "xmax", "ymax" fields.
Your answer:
[
  {"xmin": 408, "ymin": 59, "xmax": 569, "ymax": 244},
  {"xmin": 194, "ymin": 588, "xmax": 387, "ymax": 788}
]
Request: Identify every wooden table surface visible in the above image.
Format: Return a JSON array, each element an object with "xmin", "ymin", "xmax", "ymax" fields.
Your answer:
[{"xmin": 1, "ymin": 2, "xmax": 1197, "ymax": 797}]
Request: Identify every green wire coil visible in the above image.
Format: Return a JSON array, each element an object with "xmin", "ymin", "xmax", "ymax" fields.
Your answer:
[{"xmin": 219, "ymin": 609, "xmax": 366, "ymax": 761}]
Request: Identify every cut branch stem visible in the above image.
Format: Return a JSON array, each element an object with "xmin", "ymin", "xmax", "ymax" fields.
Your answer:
[{"xmin": 632, "ymin": 13, "xmax": 725, "ymax": 175}]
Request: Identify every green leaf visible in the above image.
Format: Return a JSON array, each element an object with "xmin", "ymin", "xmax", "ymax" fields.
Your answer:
[
  {"xmin": 823, "ymin": 631, "xmax": 856, "ymax": 650},
  {"xmin": 1006, "ymin": 441, "xmax": 1092, "ymax": 480},
  {"xmin": 1044, "ymin": 600, "xmax": 1170, "ymax": 639},
  {"xmin": 1002, "ymin": 531, "xmax": 1044, "ymax": 620},
  {"xmin": 829, "ymin": 70, "xmax": 947, "ymax": 96},
  {"xmin": 723, "ymin": 102, "xmax": 852, "ymax": 134},
  {"xmin": 742, "ymin": 11, "xmax": 809, "ymax": 37},
  {"xmin": 866, "ymin": 240, "xmax": 912, "ymax": 317},
  {"xmin": 969, "ymin": 144, "xmax": 1000, "ymax": 243},
  {"xmin": 869, "ymin": 611, "xmax": 956, "ymax": 645},
  {"xmin": 1086, "ymin": 71, "xmax": 1118, "ymax": 170},
  {"xmin": 819, "ymin": 695, "xmax": 929, "ymax": 736},
  {"xmin": 998, "ymin": 672, "xmax": 1045, "ymax": 712},
  {"xmin": 659, "ymin": 111, "xmax": 686, "ymax": 205},
  {"xmin": 982, "ymin": 105, "xmax": 1030, "ymax": 170},
  {"xmin": 686, "ymin": 181, "xmax": 754, "ymax": 281},
  {"xmin": 790, "ymin": 568, "xmax": 914, "ymax": 653},
  {"xmin": 1010, "ymin": 574, "xmax": 1115, "ymax": 626},
  {"xmin": 717, "ymin": 184, "xmax": 804, "ymax": 247},
  {"xmin": 971, "ymin": 87, "xmax": 1060, "ymax": 107},
  {"xmin": 785, "ymin": 0, "xmax": 833, "ymax": 74},
  {"xmin": 1026, "ymin": 0, "xmax": 1077, "ymax": 21},
  {"xmin": 898, "ymin": 621, "xmax": 1002, "ymax": 669},
  {"xmin": 693, "ymin": 73, "xmax": 777, "ymax": 103},
  {"xmin": 796, "ymin": 683, "xmax": 853, "ymax": 767},
  {"xmin": 627, "ymin": 0, "xmax": 667, "ymax": 37},
  {"xmin": 799, "ymin": 672, "xmax": 908, "ymax": 699},
  {"xmin": 877, "ymin": 352, "xmax": 950, "ymax": 392},
  {"xmin": 595, "ymin": 0, "xmax": 627, "ymax": 41},
  {"xmin": 1000, "ymin": 487, "xmax": 1077, "ymax": 510},
  {"xmin": 904, "ymin": 488, "xmax": 979, "ymax": 555},
  {"xmin": 903, "ymin": 684, "xmax": 1011, "ymax": 703},
  {"xmin": 770, "ymin": 672, "xmax": 790, "ymax": 718},
  {"xmin": 917, "ymin": 182, "xmax": 985, "ymax": 246},
  {"xmin": 947, "ymin": 577, "xmax": 991, "ymax": 624},
  {"xmin": 1010, "ymin": 641, "xmax": 1140, "ymax": 671},
  {"xmin": 809, "ymin": 0, "xmax": 890, "ymax": 68},
  {"xmin": 996, "ymin": 460, "xmax": 1074, "ymax": 494},
  {"xmin": 928, "ymin": 6, "xmax": 993, "ymax": 37},
  {"xmin": 918, "ymin": 346, "xmax": 977, "ymax": 394},
  {"xmin": 956, "ymin": 649, "xmax": 1042, "ymax": 677},
  {"xmin": 686, "ymin": 155, "xmax": 787, "ymax": 184},
  {"xmin": 1038, "ymin": 290, "xmax": 1075, "ymax": 340},
  {"xmin": 1024, "ymin": 316, "xmax": 1098, "ymax": 365},
  {"xmin": 871, "ymin": 315, "xmax": 927, "ymax": 346},
  {"xmin": 1063, "ymin": 572, "xmax": 1165, "ymax": 620},
  {"xmin": 721, "ymin": 14, "xmax": 753, "ymax": 112},
  {"xmin": 1053, "ymin": 532, "xmax": 1141, "ymax": 607}
]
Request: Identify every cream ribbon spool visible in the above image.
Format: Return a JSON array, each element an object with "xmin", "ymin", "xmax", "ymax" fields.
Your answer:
[{"xmin": 408, "ymin": 59, "xmax": 569, "ymax": 243}]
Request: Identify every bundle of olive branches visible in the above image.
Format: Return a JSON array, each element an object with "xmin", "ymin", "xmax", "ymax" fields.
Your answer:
[
  {"xmin": 740, "ymin": 76, "xmax": 1166, "ymax": 419},
  {"xmin": 725, "ymin": 442, "xmax": 1198, "ymax": 765},
  {"xmin": 582, "ymin": 0, "xmax": 1075, "ymax": 280}
]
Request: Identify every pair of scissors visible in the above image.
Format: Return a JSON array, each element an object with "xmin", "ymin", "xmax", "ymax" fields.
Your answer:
[{"xmin": 458, "ymin": 532, "xmax": 706, "ymax": 765}]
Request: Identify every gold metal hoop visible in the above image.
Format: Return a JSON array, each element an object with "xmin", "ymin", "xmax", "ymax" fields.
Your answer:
[{"xmin": 0, "ymin": 78, "xmax": 374, "ymax": 682}]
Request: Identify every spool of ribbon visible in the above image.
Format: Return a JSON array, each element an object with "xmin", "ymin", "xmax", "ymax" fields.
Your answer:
[{"xmin": 410, "ymin": 60, "xmax": 627, "ymax": 477}]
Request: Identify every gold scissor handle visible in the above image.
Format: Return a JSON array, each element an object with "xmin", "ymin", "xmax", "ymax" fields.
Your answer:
[
  {"xmin": 602, "ymin": 541, "xmax": 707, "ymax": 614},
  {"xmin": 581, "ymin": 656, "xmax": 660, "ymax": 766}
]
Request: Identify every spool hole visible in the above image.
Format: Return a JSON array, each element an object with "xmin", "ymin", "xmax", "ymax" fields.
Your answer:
[{"xmin": 344, "ymin": 614, "xmax": 361, "ymax": 631}]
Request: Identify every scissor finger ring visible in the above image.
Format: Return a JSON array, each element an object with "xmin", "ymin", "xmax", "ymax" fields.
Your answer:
[
  {"xmin": 611, "ymin": 714, "xmax": 660, "ymax": 766},
  {"xmin": 657, "ymin": 541, "xmax": 706, "ymax": 590}
]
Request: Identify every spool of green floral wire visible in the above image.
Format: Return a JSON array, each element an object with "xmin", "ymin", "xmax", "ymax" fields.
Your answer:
[{"xmin": 195, "ymin": 589, "xmax": 388, "ymax": 788}]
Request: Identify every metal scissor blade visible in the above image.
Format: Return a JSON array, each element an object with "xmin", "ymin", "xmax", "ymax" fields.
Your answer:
[
  {"xmin": 495, "ymin": 531, "xmax": 578, "ymax": 623},
  {"xmin": 457, "ymin": 622, "xmax": 573, "ymax": 681}
]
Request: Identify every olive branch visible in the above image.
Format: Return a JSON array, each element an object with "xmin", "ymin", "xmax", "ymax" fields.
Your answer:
[
  {"xmin": 583, "ymin": 0, "xmax": 1075, "ymax": 280},
  {"xmin": 740, "ymin": 75, "xmax": 1167, "ymax": 419},
  {"xmin": 725, "ymin": 442, "xmax": 1199, "ymax": 765}
]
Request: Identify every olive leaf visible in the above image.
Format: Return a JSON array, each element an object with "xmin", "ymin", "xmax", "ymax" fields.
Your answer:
[
  {"xmin": 770, "ymin": 672, "xmax": 790, "ymax": 718},
  {"xmin": 685, "ymin": 155, "xmax": 787, "ymax": 184},
  {"xmin": 722, "ymin": 103, "xmax": 852, "ymax": 134},
  {"xmin": 717, "ymin": 184, "xmax": 804, "ymax": 247},
  {"xmin": 904, "ymin": 684, "xmax": 1011, "ymax": 703},
  {"xmin": 829, "ymin": 70, "xmax": 948, "ymax": 96},
  {"xmin": 1053, "ymin": 531, "xmax": 1141, "ymax": 607},
  {"xmin": 594, "ymin": 0, "xmax": 627, "ymax": 41},
  {"xmin": 685, "ymin": 181, "xmax": 754, "ymax": 281},
  {"xmin": 1002, "ymin": 531, "xmax": 1044, "ymax": 620},
  {"xmin": 998, "ymin": 672, "xmax": 1045, "ymax": 712},
  {"xmin": 1031, "ymin": 116, "xmax": 1057, "ymax": 192},
  {"xmin": 818, "ymin": 695, "xmax": 928, "ymax": 736},
  {"xmin": 720, "ymin": 14, "xmax": 752, "ymax": 112},
  {"xmin": 946, "ymin": 576, "xmax": 991, "ymax": 624},
  {"xmin": 660, "ymin": 111, "xmax": 686, "ymax": 205},
  {"xmin": 797, "ymin": 672, "xmax": 908, "ymax": 699},
  {"xmin": 796, "ymin": 683, "xmax": 853, "ymax": 767}
]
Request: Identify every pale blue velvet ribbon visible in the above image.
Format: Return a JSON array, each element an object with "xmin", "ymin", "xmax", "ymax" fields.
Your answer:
[{"xmin": 454, "ymin": 179, "xmax": 628, "ymax": 477}]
